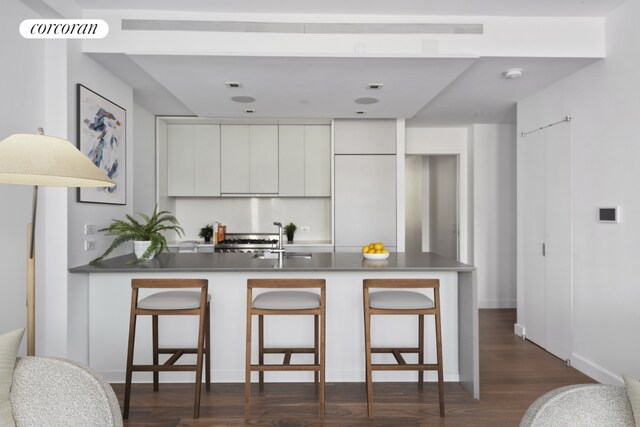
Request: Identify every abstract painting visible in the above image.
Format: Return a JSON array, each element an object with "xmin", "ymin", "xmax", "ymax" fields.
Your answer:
[{"xmin": 77, "ymin": 84, "xmax": 126, "ymax": 205}]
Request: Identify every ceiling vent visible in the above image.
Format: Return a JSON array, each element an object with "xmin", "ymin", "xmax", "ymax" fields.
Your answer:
[
  {"xmin": 355, "ymin": 110, "xmax": 367, "ymax": 115},
  {"xmin": 243, "ymin": 109, "xmax": 255, "ymax": 114},
  {"xmin": 367, "ymin": 83, "xmax": 383, "ymax": 90},
  {"xmin": 226, "ymin": 82, "xmax": 242, "ymax": 88},
  {"xmin": 122, "ymin": 20, "xmax": 483, "ymax": 35}
]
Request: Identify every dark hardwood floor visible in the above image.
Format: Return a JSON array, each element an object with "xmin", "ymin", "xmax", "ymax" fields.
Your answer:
[{"xmin": 113, "ymin": 309, "xmax": 594, "ymax": 426}]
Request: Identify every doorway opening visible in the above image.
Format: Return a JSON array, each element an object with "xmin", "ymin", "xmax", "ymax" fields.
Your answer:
[{"xmin": 405, "ymin": 154, "xmax": 459, "ymax": 260}]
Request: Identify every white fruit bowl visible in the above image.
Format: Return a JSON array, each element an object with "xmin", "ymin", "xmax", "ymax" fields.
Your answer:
[{"xmin": 363, "ymin": 252, "xmax": 390, "ymax": 260}]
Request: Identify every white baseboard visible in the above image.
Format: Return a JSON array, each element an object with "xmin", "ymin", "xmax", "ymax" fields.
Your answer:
[
  {"xmin": 479, "ymin": 299, "xmax": 516, "ymax": 309},
  {"xmin": 570, "ymin": 353, "xmax": 623, "ymax": 385},
  {"xmin": 514, "ymin": 323, "xmax": 525, "ymax": 337}
]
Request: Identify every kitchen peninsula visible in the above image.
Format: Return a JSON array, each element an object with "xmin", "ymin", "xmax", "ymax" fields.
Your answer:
[{"xmin": 70, "ymin": 252, "xmax": 478, "ymax": 398}]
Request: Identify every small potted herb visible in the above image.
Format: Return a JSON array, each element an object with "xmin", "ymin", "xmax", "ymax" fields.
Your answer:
[
  {"xmin": 199, "ymin": 224, "xmax": 214, "ymax": 243},
  {"xmin": 284, "ymin": 223, "xmax": 297, "ymax": 243}
]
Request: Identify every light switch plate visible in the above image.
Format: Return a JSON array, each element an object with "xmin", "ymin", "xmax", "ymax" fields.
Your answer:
[
  {"xmin": 84, "ymin": 224, "xmax": 97, "ymax": 235},
  {"xmin": 85, "ymin": 240, "xmax": 96, "ymax": 251}
]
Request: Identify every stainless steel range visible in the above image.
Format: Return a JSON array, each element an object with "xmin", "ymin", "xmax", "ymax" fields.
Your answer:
[{"xmin": 214, "ymin": 233, "xmax": 278, "ymax": 253}]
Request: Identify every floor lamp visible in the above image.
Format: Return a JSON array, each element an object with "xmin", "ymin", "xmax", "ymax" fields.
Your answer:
[{"xmin": 0, "ymin": 129, "xmax": 114, "ymax": 356}]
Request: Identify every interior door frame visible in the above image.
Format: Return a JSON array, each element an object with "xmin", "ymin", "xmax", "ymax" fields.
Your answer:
[{"xmin": 405, "ymin": 128, "xmax": 469, "ymax": 264}]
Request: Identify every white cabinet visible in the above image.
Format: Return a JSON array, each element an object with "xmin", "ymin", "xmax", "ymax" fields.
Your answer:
[
  {"xmin": 167, "ymin": 124, "xmax": 220, "ymax": 197},
  {"xmin": 279, "ymin": 125, "xmax": 331, "ymax": 197},
  {"xmin": 278, "ymin": 126, "xmax": 305, "ymax": 196},
  {"xmin": 304, "ymin": 125, "xmax": 331, "ymax": 197},
  {"xmin": 334, "ymin": 119, "xmax": 396, "ymax": 154},
  {"xmin": 220, "ymin": 125, "xmax": 278, "ymax": 194},
  {"xmin": 249, "ymin": 125, "xmax": 279, "ymax": 194},
  {"xmin": 334, "ymin": 155, "xmax": 396, "ymax": 250},
  {"xmin": 519, "ymin": 124, "xmax": 572, "ymax": 361},
  {"xmin": 220, "ymin": 125, "xmax": 250, "ymax": 193}
]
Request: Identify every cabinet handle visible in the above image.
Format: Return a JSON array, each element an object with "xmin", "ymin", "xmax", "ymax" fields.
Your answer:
[{"xmin": 542, "ymin": 243, "xmax": 546, "ymax": 257}]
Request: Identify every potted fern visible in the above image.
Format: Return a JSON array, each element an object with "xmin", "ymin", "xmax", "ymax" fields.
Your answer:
[{"xmin": 91, "ymin": 206, "xmax": 184, "ymax": 263}]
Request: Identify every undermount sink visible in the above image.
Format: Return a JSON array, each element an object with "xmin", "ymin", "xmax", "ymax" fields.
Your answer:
[{"xmin": 252, "ymin": 252, "xmax": 312, "ymax": 260}]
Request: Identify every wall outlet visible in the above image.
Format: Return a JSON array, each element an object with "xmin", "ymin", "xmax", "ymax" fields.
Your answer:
[
  {"xmin": 301, "ymin": 226, "xmax": 311, "ymax": 232},
  {"xmin": 84, "ymin": 224, "xmax": 97, "ymax": 235},
  {"xmin": 85, "ymin": 240, "xmax": 96, "ymax": 251}
]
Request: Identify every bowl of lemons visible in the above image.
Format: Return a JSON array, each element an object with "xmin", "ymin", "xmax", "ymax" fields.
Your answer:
[{"xmin": 362, "ymin": 242, "xmax": 390, "ymax": 260}]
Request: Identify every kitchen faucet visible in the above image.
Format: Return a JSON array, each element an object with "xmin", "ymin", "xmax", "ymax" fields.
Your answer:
[{"xmin": 272, "ymin": 222, "xmax": 285, "ymax": 267}]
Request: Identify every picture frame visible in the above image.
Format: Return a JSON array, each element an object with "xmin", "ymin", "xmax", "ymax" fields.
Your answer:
[{"xmin": 77, "ymin": 84, "xmax": 126, "ymax": 205}]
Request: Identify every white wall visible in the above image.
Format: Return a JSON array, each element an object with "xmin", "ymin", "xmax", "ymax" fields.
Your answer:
[
  {"xmin": 0, "ymin": 0, "xmax": 45, "ymax": 353},
  {"xmin": 174, "ymin": 198, "xmax": 331, "ymax": 242},
  {"xmin": 429, "ymin": 155, "xmax": 458, "ymax": 260},
  {"xmin": 133, "ymin": 103, "xmax": 157, "ymax": 216},
  {"xmin": 404, "ymin": 155, "xmax": 423, "ymax": 253},
  {"xmin": 0, "ymin": 1, "xmax": 139, "ymax": 359},
  {"xmin": 406, "ymin": 126, "xmax": 517, "ymax": 309},
  {"xmin": 517, "ymin": 0, "xmax": 640, "ymax": 383},
  {"xmin": 472, "ymin": 124, "xmax": 517, "ymax": 309},
  {"xmin": 65, "ymin": 40, "xmax": 136, "ymax": 361}
]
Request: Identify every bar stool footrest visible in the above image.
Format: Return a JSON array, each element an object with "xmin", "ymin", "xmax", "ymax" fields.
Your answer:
[
  {"xmin": 131, "ymin": 364, "xmax": 198, "ymax": 372},
  {"xmin": 250, "ymin": 364, "xmax": 321, "ymax": 372},
  {"xmin": 372, "ymin": 363, "xmax": 439, "ymax": 371},
  {"xmin": 262, "ymin": 347, "xmax": 315, "ymax": 354}
]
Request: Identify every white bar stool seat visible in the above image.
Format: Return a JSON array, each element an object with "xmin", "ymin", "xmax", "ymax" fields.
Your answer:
[
  {"xmin": 369, "ymin": 291, "xmax": 434, "ymax": 310},
  {"xmin": 139, "ymin": 291, "xmax": 212, "ymax": 310},
  {"xmin": 253, "ymin": 291, "xmax": 320, "ymax": 310}
]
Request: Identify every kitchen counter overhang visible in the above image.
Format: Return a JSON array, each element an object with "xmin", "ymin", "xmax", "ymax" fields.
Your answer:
[{"xmin": 70, "ymin": 252, "xmax": 478, "ymax": 399}]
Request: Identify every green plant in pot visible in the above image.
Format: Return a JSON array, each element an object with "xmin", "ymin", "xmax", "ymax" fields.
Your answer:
[
  {"xmin": 284, "ymin": 222, "xmax": 297, "ymax": 243},
  {"xmin": 91, "ymin": 206, "xmax": 184, "ymax": 264},
  {"xmin": 199, "ymin": 224, "xmax": 214, "ymax": 243}
]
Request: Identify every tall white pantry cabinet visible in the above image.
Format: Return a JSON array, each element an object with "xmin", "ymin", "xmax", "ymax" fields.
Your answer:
[
  {"xmin": 333, "ymin": 119, "xmax": 397, "ymax": 251},
  {"xmin": 517, "ymin": 122, "xmax": 573, "ymax": 362}
]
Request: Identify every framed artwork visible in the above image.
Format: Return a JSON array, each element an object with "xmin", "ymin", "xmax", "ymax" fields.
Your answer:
[{"xmin": 77, "ymin": 84, "xmax": 126, "ymax": 205}]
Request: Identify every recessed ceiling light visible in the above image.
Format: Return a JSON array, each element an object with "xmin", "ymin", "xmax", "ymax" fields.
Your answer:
[
  {"xmin": 355, "ymin": 97, "xmax": 378, "ymax": 105},
  {"xmin": 355, "ymin": 110, "xmax": 367, "ymax": 115},
  {"xmin": 243, "ymin": 109, "xmax": 255, "ymax": 114},
  {"xmin": 231, "ymin": 96, "xmax": 255, "ymax": 103},
  {"xmin": 225, "ymin": 82, "xmax": 242, "ymax": 88},
  {"xmin": 503, "ymin": 68, "xmax": 523, "ymax": 79},
  {"xmin": 367, "ymin": 83, "xmax": 384, "ymax": 90}
]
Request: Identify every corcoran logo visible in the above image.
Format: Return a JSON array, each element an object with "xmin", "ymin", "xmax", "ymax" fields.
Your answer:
[{"xmin": 19, "ymin": 19, "xmax": 109, "ymax": 39}]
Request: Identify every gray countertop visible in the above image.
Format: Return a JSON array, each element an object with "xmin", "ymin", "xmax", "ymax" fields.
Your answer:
[{"xmin": 69, "ymin": 252, "xmax": 474, "ymax": 273}]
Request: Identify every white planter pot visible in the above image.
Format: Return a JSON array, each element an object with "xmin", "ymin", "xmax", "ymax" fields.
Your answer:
[{"xmin": 133, "ymin": 240, "xmax": 155, "ymax": 260}]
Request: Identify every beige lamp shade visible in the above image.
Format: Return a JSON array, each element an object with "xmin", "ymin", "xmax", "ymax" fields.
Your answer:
[{"xmin": 0, "ymin": 133, "xmax": 115, "ymax": 187}]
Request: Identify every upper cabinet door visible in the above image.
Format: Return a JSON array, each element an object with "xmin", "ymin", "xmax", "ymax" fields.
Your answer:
[
  {"xmin": 167, "ymin": 124, "xmax": 195, "ymax": 196},
  {"xmin": 220, "ymin": 125, "xmax": 250, "ymax": 193},
  {"xmin": 168, "ymin": 124, "xmax": 221, "ymax": 197},
  {"xmin": 193, "ymin": 125, "xmax": 220, "ymax": 196},
  {"xmin": 334, "ymin": 119, "xmax": 396, "ymax": 154},
  {"xmin": 278, "ymin": 125, "xmax": 305, "ymax": 197},
  {"xmin": 304, "ymin": 125, "xmax": 331, "ymax": 197},
  {"xmin": 249, "ymin": 125, "xmax": 279, "ymax": 194}
]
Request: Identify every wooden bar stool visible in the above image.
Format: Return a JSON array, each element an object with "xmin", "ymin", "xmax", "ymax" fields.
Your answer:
[
  {"xmin": 245, "ymin": 279, "xmax": 326, "ymax": 419},
  {"xmin": 363, "ymin": 278, "xmax": 444, "ymax": 418},
  {"xmin": 123, "ymin": 278, "xmax": 211, "ymax": 419}
]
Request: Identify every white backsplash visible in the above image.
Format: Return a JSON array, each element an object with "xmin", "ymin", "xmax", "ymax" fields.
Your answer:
[{"xmin": 174, "ymin": 197, "xmax": 331, "ymax": 241}]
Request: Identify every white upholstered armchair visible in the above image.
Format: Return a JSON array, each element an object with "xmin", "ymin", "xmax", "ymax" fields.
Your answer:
[{"xmin": 10, "ymin": 357, "xmax": 122, "ymax": 427}]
